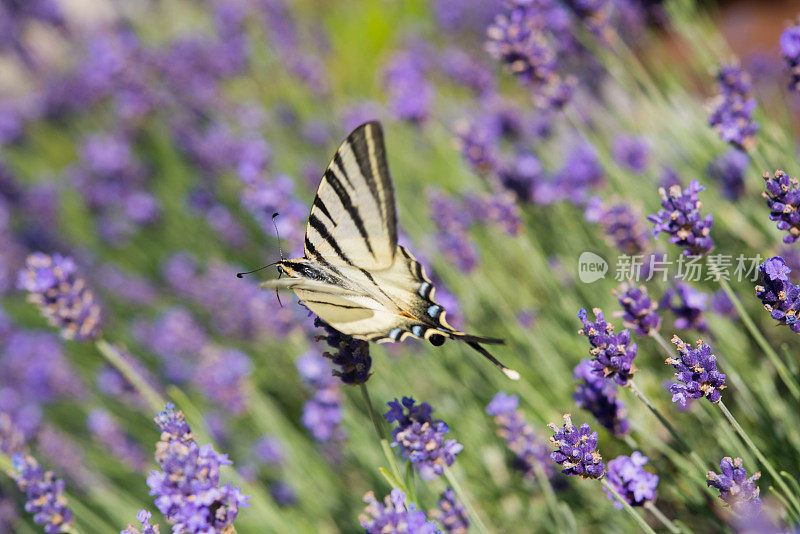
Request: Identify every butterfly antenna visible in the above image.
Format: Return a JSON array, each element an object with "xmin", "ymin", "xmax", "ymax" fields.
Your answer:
[
  {"xmin": 272, "ymin": 212, "xmax": 284, "ymax": 261},
  {"xmin": 236, "ymin": 261, "xmax": 280, "ymax": 278},
  {"xmin": 466, "ymin": 341, "xmax": 520, "ymax": 381}
]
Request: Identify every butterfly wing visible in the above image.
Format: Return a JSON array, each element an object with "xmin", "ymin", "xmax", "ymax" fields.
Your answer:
[{"xmin": 304, "ymin": 121, "xmax": 398, "ymax": 271}]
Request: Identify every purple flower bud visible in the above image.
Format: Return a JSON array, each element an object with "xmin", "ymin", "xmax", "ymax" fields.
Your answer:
[
  {"xmin": 780, "ymin": 20, "xmax": 800, "ymax": 93},
  {"xmin": 648, "ymin": 180, "xmax": 714, "ymax": 256},
  {"xmin": 432, "ymin": 488, "xmax": 469, "ymax": 533},
  {"xmin": 385, "ymin": 397, "xmax": 463, "ymax": 480},
  {"xmin": 707, "ymin": 64, "xmax": 759, "ymax": 151},
  {"xmin": 360, "ymin": 489, "xmax": 439, "ymax": 534},
  {"xmin": 762, "ymin": 170, "xmax": 800, "ymax": 244},
  {"xmin": 603, "ymin": 452, "xmax": 659, "ymax": 509},
  {"xmin": 548, "ymin": 414, "xmax": 605, "ymax": 479},
  {"xmin": 707, "ymin": 457, "xmax": 762, "ymax": 517},
  {"xmin": 755, "ymin": 256, "xmax": 800, "ymax": 332},
  {"xmin": 577, "ymin": 308, "xmax": 637, "ymax": 386},
  {"xmin": 11, "ymin": 453, "xmax": 73, "ymax": 533},
  {"xmin": 660, "ymin": 282, "xmax": 708, "ymax": 332},
  {"xmin": 573, "ymin": 360, "xmax": 629, "ymax": 437},
  {"xmin": 613, "ymin": 283, "xmax": 660, "ymax": 336},
  {"xmin": 17, "ymin": 253, "xmax": 103, "ymax": 341},
  {"xmin": 486, "ymin": 392, "xmax": 555, "ymax": 481},
  {"xmin": 122, "ymin": 509, "xmax": 159, "ymax": 534},
  {"xmin": 666, "ymin": 336, "xmax": 726, "ymax": 408}
]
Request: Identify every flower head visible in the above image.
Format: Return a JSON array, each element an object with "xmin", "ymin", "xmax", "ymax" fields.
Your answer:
[
  {"xmin": 146, "ymin": 404, "xmax": 249, "ymax": 532},
  {"xmin": 11, "ymin": 453, "xmax": 73, "ymax": 533},
  {"xmin": 17, "ymin": 253, "xmax": 102, "ymax": 341},
  {"xmin": 383, "ymin": 50, "xmax": 433, "ymax": 123},
  {"xmin": 585, "ymin": 199, "xmax": 650, "ymax": 255},
  {"xmin": 660, "ymin": 282, "xmax": 708, "ymax": 332},
  {"xmin": 707, "ymin": 149, "xmax": 748, "ymax": 201},
  {"xmin": 296, "ymin": 352, "xmax": 345, "ymax": 442},
  {"xmin": 87, "ymin": 409, "xmax": 148, "ymax": 471},
  {"xmin": 577, "ymin": 308, "xmax": 637, "ymax": 386},
  {"xmin": 313, "ymin": 317, "xmax": 371, "ymax": 385},
  {"xmin": 613, "ymin": 135, "xmax": 650, "ymax": 174},
  {"xmin": 385, "ymin": 397, "xmax": 463, "ymax": 480},
  {"xmin": 613, "ymin": 283, "xmax": 660, "ymax": 336},
  {"xmin": 122, "ymin": 509, "xmax": 160, "ymax": 534},
  {"xmin": 707, "ymin": 457, "xmax": 762, "ymax": 517},
  {"xmin": 547, "ymin": 414, "xmax": 605, "ymax": 479},
  {"xmin": 359, "ymin": 489, "xmax": 439, "ymax": 534},
  {"xmin": 707, "ymin": 64, "xmax": 759, "ymax": 151},
  {"xmin": 573, "ymin": 360, "xmax": 629, "ymax": 437},
  {"xmin": 648, "ymin": 180, "xmax": 714, "ymax": 256},
  {"xmin": 780, "ymin": 20, "xmax": 800, "ymax": 93},
  {"xmin": 486, "ymin": 392, "xmax": 555, "ymax": 481},
  {"xmin": 432, "ymin": 488, "xmax": 469, "ymax": 533},
  {"xmin": 762, "ymin": 170, "xmax": 800, "ymax": 244},
  {"xmin": 755, "ymin": 256, "xmax": 800, "ymax": 332},
  {"xmin": 666, "ymin": 336, "xmax": 726, "ymax": 408},
  {"xmin": 603, "ymin": 452, "xmax": 659, "ymax": 509}
]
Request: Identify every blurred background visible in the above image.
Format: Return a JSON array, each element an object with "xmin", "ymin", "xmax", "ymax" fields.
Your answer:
[{"xmin": 2, "ymin": 0, "xmax": 800, "ymax": 533}]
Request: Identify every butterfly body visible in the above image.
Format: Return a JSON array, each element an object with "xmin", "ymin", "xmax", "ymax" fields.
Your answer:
[{"xmin": 260, "ymin": 121, "xmax": 519, "ymax": 379}]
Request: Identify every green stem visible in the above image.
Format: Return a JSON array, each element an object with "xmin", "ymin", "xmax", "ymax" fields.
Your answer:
[
  {"xmin": 600, "ymin": 479, "xmax": 657, "ymax": 534},
  {"xmin": 359, "ymin": 383, "xmax": 406, "ymax": 494},
  {"xmin": 716, "ymin": 278, "xmax": 800, "ymax": 401},
  {"xmin": 530, "ymin": 460, "xmax": 567, "ymax": 533},
  {"xmin": 716, "ymin": 401, "xmax": 800, "ymax": 517},
  {"xmin": 627, "ymin": 381, "xmax": 708, "ymax": 476},
  {"xmin": 443, "ymin": 467, "xmax": 491, "ymax": 534},
  {"xmin": 96, "ymin": 339, "xmax": 166, "ymax": 413},
  {"xmin": 643, "ymin": 501, "xmax": 681, "ymax": 534},
  {"xmin": 650, "ymin": 331, "xmax": 676, "ymax": 359}
]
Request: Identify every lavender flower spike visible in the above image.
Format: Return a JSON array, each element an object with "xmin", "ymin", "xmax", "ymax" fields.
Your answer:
[
  {"xmin": 122, "ymin": 509, "xmax": 160, "ymax": 534},
  {"xmin": 548, "ymin": 414, "xmax": 605, "ymax": 479},
  {"xmin": 577, "ymin": 308, "xmax": 637, "ymax": 386},
  {"xmin": 762, "ymin": 170, "xmax": 800, "ymax": 244},
  {"xmin": 11, "ymin": 453, "xmax": 73, "ymax": 533},
  {"xmin": 314, "ymin": 317, "xmax": 371, "ymax": 385},
  {"xmin": 360, "ymin": 489, "xmax": 439, "ymax": 533},
  {"xmin": 780, "ymin": 20, "xmax": 800, "ymax": 93},
  {"xmin": 433, "ymin": 488, "xmax": 469, "ymax": 533},
  {"xmin": 648, "ymin": 180, "xmax": 714, "ymax": 256},
  {"xmin": 146, "ymin": 404, "xmax": 249, "ymax": 532},
  {"xmin": 385, "ymin": 397, "xmax": 463, "ymax": 480},
  {"xmin": 707, "ymin": 457, "xmax": 762, "ymax": 517},
  {"xmin": 707, "ymin": 64, "xmax": 759, "ymax": 151},
  {"xmin": 603, "ymin": 452, "xmax": 659, "ymax": 509},
  {"xmin": 573, "ymin": 360, "xmax": 630, "ymax": 438},
  {"xmin": 667, "ymin": 336, "xmax": 727, "ymax": 408},
  {"xmin": 17, "ymin": 253, "xmax": 103, "ymax": 341},
  {"xmin": 613, "ymin": 283, "xmax": 661, "ymax": 336},
  {"xmin": 755, "ymin": 256, "xmax": 800, "ymax": 332}
]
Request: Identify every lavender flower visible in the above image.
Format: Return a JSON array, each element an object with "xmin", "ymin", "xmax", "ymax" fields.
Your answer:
[
  {"xmin": 612, "ymin": 135, "xmax": 650, "ymax": 174},
  {"xmin": 87, "ymin": 409, "xmax": 148, "ymax": 471},
  {"xmin": 383, "ymin": 50, "xmax": 433, "ymax": 123},
  {"xmin": 11, "ymin": 453, "xmax": 73, "ymax": 533},
  {"xmin": 707, "ymin": 457, "xmax": 762, "ymax": 517},
  {"xmin": 0, "ymin": 413, "xmax": 25, "ymax": 455},
  {"xmin": 660, "ymin": 282, "xmax": 708, "ymax": 332},
  {"xmin": 648, "ymin": 180, "xmax": 714, "ymax": 256},
  {"xmin": 146, "ymin": 404, "xmax": 249, "ymax": 532},
  {"xmin": 780, "ymin": 20, "xmax": 800, "ymax": 93},
  {"xmin": 122, "ymin": 509, "xmax": 160, "ymax": 534},
  {"xmin": 762, "ymin": 170, "xmax": 800, "ymax": 244},
  {"xmin": 193, "ymin": 347, "xmax": 253, "ymax": 414},
  {"xmin": 577, "ymin": 308, "xmax": 637, "ymax": 386},
  {"xmin": 428, "ymin": 190, "xmax": 479, "ymax": 272},
  {"xmin": 573, "ymin": 360, "xmax": 630, "ymax": 437},
  {"xmin": 440, "ymin": 47, "xmax": 495, "ymax": 97},
  {"xmin": 269, "ymin": 481, "xmax": 298, "ymax": 506},
  {"xmin": 313, "ymin": 318, "xmax": 371, "ymax": 385},
  {"xmin": 547, "ymin": 414, "xmax": 605, "ymax": 479},
  {"xmin": 584, "ymin": 199, "xmax": 650, "ymax": 255},
  {"xmin": 710, "ymin": 289, "xmax": 737, "ymax": 318},
  {"xmin": 360, "ymin": 489, "xmax": 439, "ymax": 534},
  {"xmin": 754, "ymin": 256, "xmax": 800, "ymax": 332},
  {"xmin": 612, "ymin": 283, "xmax": 660, "ymax": 335},
  {"xmin": 296, "ymin": 352, "xmax": 345, "ymax": 442},
  {"xmin": 486, "ymin": 392, "xmax": 554, "ymax": 480},
  {"xmin": 537, "ymin": 142, "xmax": 604, "ymax": 205},
  {"xmin": 465, "ymin": 192, "xmax": 522, "ymax": 236},
  {"xmin": 433, "ymin": 488, "xmax": 469, "ymax": 533},
  {"xmin": 252, "ymin": 435, "xmax": 285, "ymax": 467},
  {"xmin": 498, "ymin": 151, "xmax": 543, "ymax": 202},
  {"xmin": 707, "ymin": 149, "xmax": 748, "ymax": 201},
  {"xmin": 385, "ymin": 397, "xmax": 463, "ymax": 480},
  {"xmin": 17, "ymin": 253, "xmax": 103, "ymax": 341},
  {"xmin": 95, "ymin": 347, "xmax": 159, "ymax": 410},
  {"xmin": 667, "ymin": 336, "xmax": 726, "ymax": 408},
  {"xmin": 707, "ymin": 64, "xmax": 759, "ymax": 151},
  {"xmin": 454, "ymin": 118, "xmax": 499, "ymax": 174},
  {"xmin": 603, "ymin": 452, "xmax": 659, "ymax": 509}
]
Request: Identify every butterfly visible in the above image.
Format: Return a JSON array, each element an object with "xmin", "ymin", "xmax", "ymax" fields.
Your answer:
[{"xmin": 257, "ymin": 121, "xmax": 519, "ymax": 380}]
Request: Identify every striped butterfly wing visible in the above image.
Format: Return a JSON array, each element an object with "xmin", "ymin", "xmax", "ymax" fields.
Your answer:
[{"xmin": 304, "ymin": 121, "xmax": 398, "ymax": 271}]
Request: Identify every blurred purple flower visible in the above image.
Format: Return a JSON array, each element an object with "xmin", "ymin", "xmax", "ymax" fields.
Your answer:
[
  {"xmin": 667, "ymin": 336, "xmax": 726, "ymax": 408},
  {"xmin": 385, "ymin": 396, "xmax": 463, "ymax": 480},
  {"xmin": 707, "ymin": 457, "xmax": 761, "ymax": 517},
  {"xmin": 313, "ymin": 318, "xmax": 371, "ymax": 385},
  {"xmin": 383, "ymin": 50, "xmax": 433, "ymax": 123},
  {"xmin": 122, "ymin": 509, "xmax": 160, "ymax": 534},
  {"xmin": 710, "ymin": 289, "xmax": 736, "ymax": 318},
  {"xmin": 486, "ymin": 392, "xmax": 555, "ymax": 481},
  {"xmin": 0, "ymin": 412, "xmax": 25, "ymax": 455},
  {"xmin": 660, "ymin": 282, "xmax": 708, "ymax": 332},
  {"xmin": 134, "ymin": 307, "xmax": 207, "ymax": 382},
  {"xmin": 11, "ymin": 453, "xmax": 73, "ymax": 534},
  {"xmin": 433, "ymin": 488, "xmax": 469, "ymax": 533},
  {"xmin": 147, "ymin": 404, "xmax": 249, "ymax": 532},
  {"xmin": 707, "ymin": 64, "xmax": 759, "ymax": 151},
  {"xmin": 87, "ymin": 409, "xmax": 148, "ymax": 471},
  {"xmin": 548, "ymin": 414, "xmax": 604, "ymax": 479},
  {"xmin": 193, "ymin": 347, "xmax": 253, "ymax": 414},
  {"xmin": 440, "ymin": 47, "xmax": 495, "ymax": 97},
  {"xmin": 573, "ymin": 359, "xmax": 629, "ymax": 437},
  {"xmin": 762, "ymin": 170, "xmax": 800, "ymax": 244},
  {"xmin": 428, "ymin": 189, "xmax": 479, "ymax": 272},
  {"xmin": 708, "ymin": 149, "xmax": 748, "ymax": 201},
  {"xmin": 537, "ymin": 142, "xmax": 604, "ymax": 206},
  {"xmin": 93, "ymin": 264, "xmax": 157, "ymax": 306},
  {"xmin": 613, "ymin": 283, "xmax": 660, "ymax": 336},
  {"xmin": 603, "ymin": 452, "xmax": 659, "ymax": 509},
  {"xmin": 612, "ymin": 135, "xmax": 650, "ymax": 174},
  {"xmin": 648, "ymin": 180, "xmax": 714, "ymax": 256},
  {"xmin": 17, "ymin": 253, "xmax": 103, "ymax": 341},
  {"xmin": 577, "ymin": 308, "xmax": 637, "ymax": 386},
  {"xmin": 253, "ymin": 435, "xmax": 285, "ymax": 466},
  {"xmin": 498, "ymin": 151, "xmax": 543, "ymax": 202},
  {"xmin": 466, "ymin": 191, "xmax": 522, "ymax": 236},
  {"xmin": 454, "ymin": 118, "xmax": 499, "ymax": 174},
  {"xmin": 585, "ymin": 198, "xmax": 650, "ymax": 255},
  {"xmin": 780, "ymin": 20, "xmax": 800, "ymax": 93},
  {"xmin": 95, "ymin": 346, "xmax": 159, "ymax": 410},
  {"xmin": 296, "ymin": 352, "xmax": 345, "ymax": 443},
  {"xmin": 360, "ymin": 489, "xmax": 439, "ymax": 534}
]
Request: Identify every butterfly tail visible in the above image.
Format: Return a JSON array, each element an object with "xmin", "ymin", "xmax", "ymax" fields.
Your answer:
[{"xmin": 464, "ymin": 340, "xmax": 520, "ymax": 381}]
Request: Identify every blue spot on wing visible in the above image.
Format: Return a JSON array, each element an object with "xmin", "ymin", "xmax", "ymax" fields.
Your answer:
[
  {"xmin": 389, "ymin": 328, "xmax": 402, "ymax": 341},
  {"xmin": 427, "ymin": 305, "xmax": 442, "ymax": 318},
  {"xmin": 411, "ymin": 325, "xmax": 424, "ymax": 337}
]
